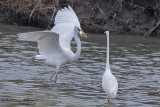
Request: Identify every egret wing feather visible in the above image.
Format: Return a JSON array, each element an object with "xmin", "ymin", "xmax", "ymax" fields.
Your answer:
[
  {"xmin": 55, "ymin": 6, "xmax": 80, "ymax": 27},
  {"xmin": 18, "ymin": 31, "xmax": 63, "ymax": 58},
  {"xmin": 51, "ymin": 6, "xmax": 80, "ymax": 51},
  {"xmin": 51, "ymin": 24, "xmax": 75, "ymax": 50}
]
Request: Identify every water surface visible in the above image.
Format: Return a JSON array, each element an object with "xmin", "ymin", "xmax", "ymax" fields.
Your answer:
[{"xmin": 0, "ymin": 23, "xmax": 160, "ymax": 107}]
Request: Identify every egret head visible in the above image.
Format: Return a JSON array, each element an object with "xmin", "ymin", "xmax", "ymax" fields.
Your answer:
[
  {"xmin": 104, "ymin": 31, "xmax": 109, "ymax": 36},
  {"xmin": 74, "ymin": 25, "xmax": 87, "ymax": 38}
]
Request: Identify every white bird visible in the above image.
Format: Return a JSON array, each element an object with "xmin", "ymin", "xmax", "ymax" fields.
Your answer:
[
  {"xmin": 18, "ymin": 6, "xmax": 87, "ymax": 83},
  {"xmin": 102, "ymin": 31, "xmax": 118, "ymax": 103}
]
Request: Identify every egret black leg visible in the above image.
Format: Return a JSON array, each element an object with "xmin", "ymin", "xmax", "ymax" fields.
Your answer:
[
  {"xmin": 55, "ymin": 73, "xmax": 58, "ymax": 83},
  {"xmin": 108, "ymin": 97, "xmax": 111, "ymax": 103},
  {"xmin": 49, "ymin": 72, "xmax": 55, "ymax": 80},
  {"xmin": 50, "ymin": 66, "xmax": 60, "ymax": 83},
  {"xmin": 49, "ymin": 72, "xmax": 58, "ymax": 83}
]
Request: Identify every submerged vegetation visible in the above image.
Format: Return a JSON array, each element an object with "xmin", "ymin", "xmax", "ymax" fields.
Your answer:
[{"xmin": 0, "ymin": 0, "xmax": 160, "ymax": 37}]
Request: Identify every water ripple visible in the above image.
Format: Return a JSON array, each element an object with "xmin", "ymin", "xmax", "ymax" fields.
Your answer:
[{"xmin": 0, "ymin": 26, "xmax": 160, "ymax": 107}]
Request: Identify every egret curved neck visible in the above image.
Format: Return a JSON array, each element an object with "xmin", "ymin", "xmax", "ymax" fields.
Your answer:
[{"xmin": 72, "ymin": 33, "xmax": 81, "ymax": 61}]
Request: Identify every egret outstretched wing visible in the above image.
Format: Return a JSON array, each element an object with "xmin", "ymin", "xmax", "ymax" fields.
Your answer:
[
  {"xmin": 51, "ymin": 6, "xmax": 81, "ymax": 50},
  {"xmin": 54, "ymin": 6, "xmax": 80, "ymax": 27},
  {"xmin": 18, "ymin": 31, "xmax": 63, "ymax": 59}
]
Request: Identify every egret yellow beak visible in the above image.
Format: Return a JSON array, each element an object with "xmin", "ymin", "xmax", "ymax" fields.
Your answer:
[{"xmin": 80, "ymin": 29, "xmax": 87, "ymax": 38}]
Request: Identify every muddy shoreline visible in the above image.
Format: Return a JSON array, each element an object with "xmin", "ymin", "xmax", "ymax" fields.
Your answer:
[{"xmin": 0, "ymin": 0, "xmax": 160, "ymax": 37}]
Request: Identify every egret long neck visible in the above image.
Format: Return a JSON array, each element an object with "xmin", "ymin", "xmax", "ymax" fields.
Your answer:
[
  {"xmin": 106, "ymin": 32, "xmax": 110, "ymax": 69},
  {"xmin": 72, "ymin": 33, "xmax": 81, "ymax": 61}
]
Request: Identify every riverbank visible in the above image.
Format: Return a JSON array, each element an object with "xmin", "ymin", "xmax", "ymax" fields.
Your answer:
[{"xmin": 0, "ymin": 0, "xmax": 160, "ymax": 37}]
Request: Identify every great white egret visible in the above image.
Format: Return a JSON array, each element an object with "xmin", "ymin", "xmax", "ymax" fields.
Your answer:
[
  {"xmin": 102, "ymin": 31, "xmax": 118, "ymax": 103},
  {"xmin": 18, "ymin": 6, "xmax": 87, "ymax": 83}
]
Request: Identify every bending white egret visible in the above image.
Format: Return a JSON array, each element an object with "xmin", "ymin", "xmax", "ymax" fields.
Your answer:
[
  {"xmin": 102, "ymin": 31, "xmax": 118, "ymax": 103},
  {"xmin": 18, "ymin": 6, "xmax": 86, "ymax": 83}
]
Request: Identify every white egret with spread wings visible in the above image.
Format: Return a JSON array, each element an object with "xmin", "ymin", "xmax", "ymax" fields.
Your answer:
[{"xmin": 18, "ymin": 6, "xmax": 86, "ymax": 83}]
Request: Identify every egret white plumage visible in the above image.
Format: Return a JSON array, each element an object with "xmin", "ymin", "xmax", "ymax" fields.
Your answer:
[
  {"xmin": 102, "ymin": 31, "xmax": 118, "ymax": 103},
  {"xmin": 18, "ymin": 6, "xmax": 86, "ymax": 83},
  {"xmin": 51, "ymin": 6, "xmax": 87, "ymax": 50}
]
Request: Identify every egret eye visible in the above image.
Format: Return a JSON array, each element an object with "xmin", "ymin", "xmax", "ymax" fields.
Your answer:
[{"xmin": 77, "ymin": 28, "xmax": 81, "ymax": 31}]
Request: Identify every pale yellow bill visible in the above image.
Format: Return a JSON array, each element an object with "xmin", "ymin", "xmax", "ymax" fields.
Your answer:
[{"xmin": 80, "ymin": 29, "xmax": 87, "ymax": 38}]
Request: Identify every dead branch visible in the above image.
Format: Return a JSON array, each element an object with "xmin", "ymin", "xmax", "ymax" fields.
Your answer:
[{"xmin": 144, "ymin": 20, "xmax": 160, "ymax": 36}]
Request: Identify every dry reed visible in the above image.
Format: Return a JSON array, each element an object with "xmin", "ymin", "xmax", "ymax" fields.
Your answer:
[{"xmin": 0, "ymin": 0, "xmax": 69, "ymax": 28}]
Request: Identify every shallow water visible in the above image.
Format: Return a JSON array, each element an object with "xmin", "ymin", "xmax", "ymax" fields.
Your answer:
[{"xmin": 0, "ymin": 23, "xmax": 160, "ymax": 107}]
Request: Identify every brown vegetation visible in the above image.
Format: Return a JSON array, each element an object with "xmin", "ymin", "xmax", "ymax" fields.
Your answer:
[
  {"xmin": 0, "ymin": 0, "xmax": 58, "ymax": 28},
  {"xmin": 0, "ymin": 0, "xmax": 160, "ymax": 37}
]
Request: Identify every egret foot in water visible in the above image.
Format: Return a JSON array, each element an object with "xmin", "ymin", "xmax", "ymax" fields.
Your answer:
[
  {"xmin": 49, "ymin": 72, "xmax": 58, "ymax": 83},
  {"xmin": 108, "ymin": 97, "xmax": 111, "ymax": 103}
]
